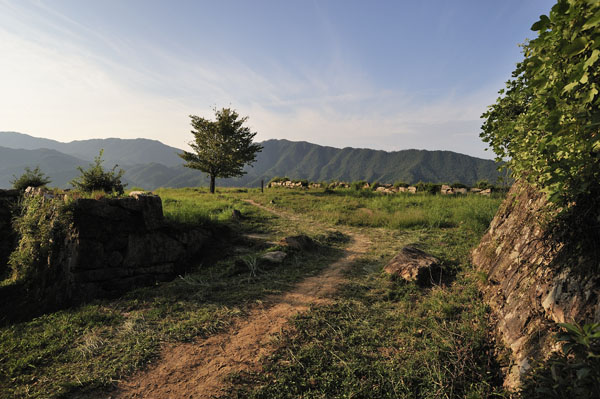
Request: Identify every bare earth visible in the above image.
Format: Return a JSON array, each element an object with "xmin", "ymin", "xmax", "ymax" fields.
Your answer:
[{"xmin": 107, "ymin": 200, "xmax": 371, "ymax": 399}]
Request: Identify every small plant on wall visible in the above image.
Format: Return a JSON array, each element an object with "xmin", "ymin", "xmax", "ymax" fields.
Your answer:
[{"xmin": 70, "ymin": 149, "xmax": 126, "ymax": 195}]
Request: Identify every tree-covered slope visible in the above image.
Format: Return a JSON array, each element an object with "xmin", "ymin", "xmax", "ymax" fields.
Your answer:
[
  {"xmin": 0, "ymin": 132, "xmax": 503, "ymax": 189},
  {"xmin": 0, "ymin": 132, "xmax": 182, "ymax": 167},
  {"xmin": 233, "ymin": 140, "xmax": 502, "ymax": 187}
]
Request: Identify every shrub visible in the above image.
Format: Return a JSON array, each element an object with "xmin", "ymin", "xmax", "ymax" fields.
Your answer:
[
  {"xmin": 9, "ymin": 195, "xmax": 72, "ymax": 286},
  {"xmin": 481, "ymin": 0, "xmax": 600, "ymax": 209},
  {"xmin": 11, "ymin": 166, "xmax": 51, "ymax": 191},
  {"xmin": 393, "ymin": 181, "xmax": 409, "ymax": 188},
  {"xmin": 521, "ymin": 322, "xmax": 600, "ymax": 398},
  {"xmin": 450, "ymin": 182, "xmax": 468, "ymax": 189},
  {"xmin": 70, "ymin": 150, "xmax": 126, "ymax": 194},
  {"xmin": 415, "ymin": 181, "xmax": 441, "ymax": 194},
  {"xmin": 475, "ymin": 180, "xmax": 492, "ymax": 190},
  {"xmin": 351, "ymin": 180, "xmax": 367, "ymax": 190}
]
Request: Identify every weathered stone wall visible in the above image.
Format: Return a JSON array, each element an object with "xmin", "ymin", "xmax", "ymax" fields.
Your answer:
[
  {"xmin": 0, "ymin": 189, "xmax": 19, "ymax": 279},
  {"xmin": 62, "ymin": 193, "xmax": 211, "ymax": 301},
  {"xmin": 1, "ymin": 191, "xmax": 216, "ymax": 323},
  {"xmin": 472, "ymin": 181, "xmax": 600, "ymax": 389}
]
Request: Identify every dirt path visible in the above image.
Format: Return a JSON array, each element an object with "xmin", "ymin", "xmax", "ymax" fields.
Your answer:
[{"xmin": 109, "ymin": 200, "xmax": 370, "ymax": 399}]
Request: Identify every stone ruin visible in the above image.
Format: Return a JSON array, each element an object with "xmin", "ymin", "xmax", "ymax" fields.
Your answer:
[
  {"xmin": 268, "ymin": 180, "xmax": 307, "ymax": 188},
  {"xmin": 65, "ymin": 192, "xmax": 212, "ymax": 301},
  {"xmin": 472, "ymin": 181, "xmax": 600, "ymax": 389},
  {"xmin": 1, "ymin": 189, "xmax": 216, "ymax": 309},
  {"xmin": 440, "ymin": 185, "xmax": 491, "ymax": 195},
  {"xmin": 375, "ymin": 184, "xmax": 417, "ymax": 194}
]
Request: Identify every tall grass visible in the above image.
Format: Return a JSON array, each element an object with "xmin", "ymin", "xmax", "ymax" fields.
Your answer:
[{"xmin": 154, "ymin": 187, "xmax": 242, "ymax": 225}]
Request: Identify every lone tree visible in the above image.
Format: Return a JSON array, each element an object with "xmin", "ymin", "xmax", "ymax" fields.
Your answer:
[{"xmin": 179, "ymin": 108, "xmax": 262, "ymax": 193}]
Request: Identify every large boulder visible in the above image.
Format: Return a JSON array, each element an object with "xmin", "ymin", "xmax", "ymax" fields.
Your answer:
[{"xmin": 383, "ymin": 246, "xmax": 440, "ymax": 285}]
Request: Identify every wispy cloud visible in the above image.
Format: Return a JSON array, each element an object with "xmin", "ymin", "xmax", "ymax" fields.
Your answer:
[{"xmin": 0, "ymin": 0, "xmax": 497, "ymax": 158}]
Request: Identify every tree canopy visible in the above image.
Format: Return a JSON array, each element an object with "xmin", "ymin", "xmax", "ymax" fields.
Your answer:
[
  {"xmin": 179, "ymin": 108, "xmax": 263, "ymax": 193},
  {"xmin": 481, "ymin": 0, "xmax": 600, "ymax": 207}
]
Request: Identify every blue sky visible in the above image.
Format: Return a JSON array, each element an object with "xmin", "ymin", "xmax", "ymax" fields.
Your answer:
[{"xmin": 0, "ymin": 0, "xmax": 555, "ymax": 158}]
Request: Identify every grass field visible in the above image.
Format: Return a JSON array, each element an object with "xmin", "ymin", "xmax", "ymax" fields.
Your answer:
[{"xmin": 0, "ymin": 187, "xmax": 506, "ymax": 398}]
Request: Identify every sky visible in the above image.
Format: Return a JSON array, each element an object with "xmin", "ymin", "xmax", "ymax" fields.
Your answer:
[{"xmin": 0, "ymin": 0, "xmax": 555, "ymax": 159}]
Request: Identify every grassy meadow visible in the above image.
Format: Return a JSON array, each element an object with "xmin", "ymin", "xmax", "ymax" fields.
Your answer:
[{"xmin": 0, "ymin": 186, "xmax": 506, "ymax": 398}]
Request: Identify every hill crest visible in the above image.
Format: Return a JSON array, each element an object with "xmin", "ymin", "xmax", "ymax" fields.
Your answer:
[{"xmin": 0, "ymin": 132, "xmax": 503, "ymax": 189}]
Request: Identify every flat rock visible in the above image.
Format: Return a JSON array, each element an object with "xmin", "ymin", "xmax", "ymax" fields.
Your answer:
[
  {"xmin": 261, "ymin": 251, "xmax": 287, "ymax": 263},
  {"xmin": 383, "ymin": 246, "xmax": 440, "ymax": 284}
]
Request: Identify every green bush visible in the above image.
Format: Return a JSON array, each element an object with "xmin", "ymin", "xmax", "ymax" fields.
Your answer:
[
  {"xmin": 11, "ymin": 166, "xmax": 51, "ymax": 191},
  {"xmin": 393, "ymin": 181, "xmax": 409, "ymax": 188},
  {"xmin": 70, "ymin": 150, "xmax": 126, "ymax": 194},
  {"xmin": 351, "ymin": 180, "xmax": 367, "ymax": 190},
  {"xmin": 475, "ymin": 180, "xmax": 492, "ymax": 190},
  {"xmin": 522, "ymin": 322, "xmax": 600, "ymax": 398},
  {"xmin": 481, "ymin": 0, "xmax": 600, "ymax": 208},
  {"xmin": 415, "ymin": 181, "xmax": 441, "ymax": 194},
  {"xmin": 8, "ymin": 195, "xmax": 72, "ymax": 286}
]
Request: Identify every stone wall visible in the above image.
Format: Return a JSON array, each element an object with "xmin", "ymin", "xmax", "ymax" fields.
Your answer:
[
  {"xmin": 2, "ymin": 191, "xmax": 215, "ymax": 312},
  {"xmin": 471, "ymin": 181, "xmax": 600, "ymax": 389},
  {"xmin": 61, "ymin": 192, "xmax": 212, "ymax": 301}
]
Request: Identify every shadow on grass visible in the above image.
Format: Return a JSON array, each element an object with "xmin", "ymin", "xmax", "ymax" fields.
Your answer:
[{"xmin": 0, "ymin": 220, "xmax": 350, "ymax": 399}]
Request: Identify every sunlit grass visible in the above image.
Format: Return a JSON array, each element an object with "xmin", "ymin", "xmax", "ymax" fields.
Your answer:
[{"xmin": 242, "ymin": 188, "xmax": 503, "ymax": 232}]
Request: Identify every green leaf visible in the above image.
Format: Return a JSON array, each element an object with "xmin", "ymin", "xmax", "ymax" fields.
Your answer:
[
  {"xmin": 559, "ymin": 322, "xmax": 583, "ymax": 336},
  {"xmin": 563, "ymin": 81, "xmax": 579, "ymax": 93},
  {"xmin": 565, "ymin": 37, "xmax": 588, "ymax": 57},
  {"xmin": 551, "ymin": 1, "xmax": 569, "ymax": 15},
  {"xmin": 584, "ymin": 87, "xmax": 599, "ymax": 103},
  {"xmin": 582, "ymin": 10, "xmax": 600, "ymax": 30},
  {"xmin": 531, "ymin": 14, "xmax": 551, "ymax": 31},
  {"xmin": 584, "ymin": 49, "xmax": 600, "ymax": 69}
]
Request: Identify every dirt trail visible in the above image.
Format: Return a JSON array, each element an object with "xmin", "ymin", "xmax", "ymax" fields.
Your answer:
[{"xmin": 110, "ymin": 200, "xmax": 370, "ymax": 399}]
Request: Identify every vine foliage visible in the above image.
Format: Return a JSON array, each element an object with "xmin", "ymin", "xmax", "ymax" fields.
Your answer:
[{"xmin": 481, "ymin": 0, "xmax": 600, "ymax": 207}]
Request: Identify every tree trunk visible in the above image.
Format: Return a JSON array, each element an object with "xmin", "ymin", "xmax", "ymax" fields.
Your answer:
[{"xmin": 209, "ymin": 175, "xmax": 216, "ymax": 194}]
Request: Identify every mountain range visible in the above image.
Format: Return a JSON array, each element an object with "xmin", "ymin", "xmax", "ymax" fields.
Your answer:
[{"xmin": 0, "ymin": 131, "xmax": 503, "ymax": 190}]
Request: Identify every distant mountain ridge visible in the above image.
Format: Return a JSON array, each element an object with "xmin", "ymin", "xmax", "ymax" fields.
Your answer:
[
  {"xmin": 0, "ymin": 132, "xmax": 503, "ymax": 189},
  {"xmin": 0, "ymin": 131, "xmax": 182, "ymax": 167}
]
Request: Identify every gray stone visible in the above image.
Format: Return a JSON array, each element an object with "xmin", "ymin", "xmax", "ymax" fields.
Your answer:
[
  {"xmin": 261, "ymin": 251, "xmax": 287, "ymax": 263},
  {"xmin": 383, "ymin": 246, "xmax": 440, "ymax": 284}
]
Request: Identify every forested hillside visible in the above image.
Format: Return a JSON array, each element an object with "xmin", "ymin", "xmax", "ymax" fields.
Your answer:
[{"xmin": 0, "ymin": 132, "xmax": 503, "ymax": 189}]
